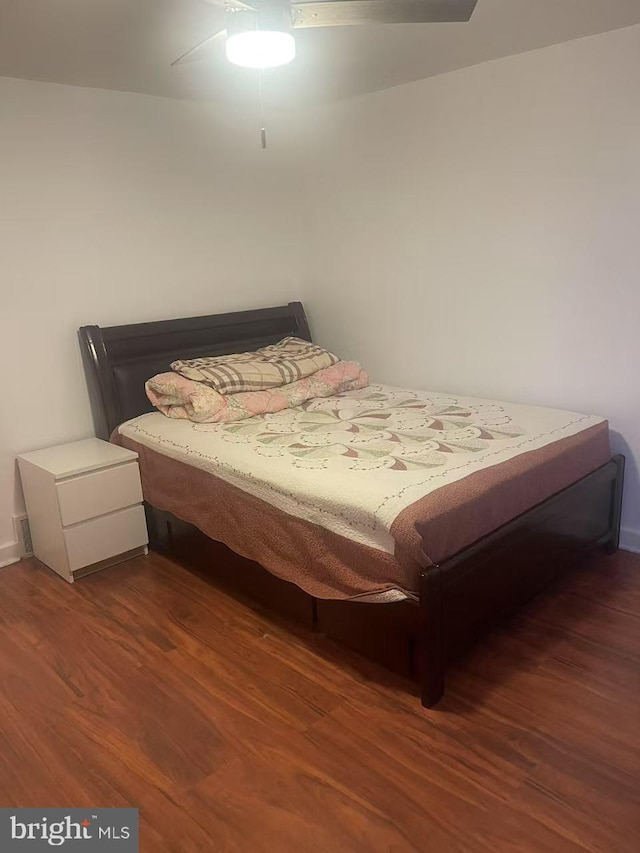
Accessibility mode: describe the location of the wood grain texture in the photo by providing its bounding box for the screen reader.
[0,550,638,851]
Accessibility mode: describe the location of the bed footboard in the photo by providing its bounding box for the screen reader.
[418,454,625,708]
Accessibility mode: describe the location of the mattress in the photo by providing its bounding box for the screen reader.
[116,384,610,602]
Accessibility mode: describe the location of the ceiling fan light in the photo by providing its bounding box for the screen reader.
[226,30,295,69]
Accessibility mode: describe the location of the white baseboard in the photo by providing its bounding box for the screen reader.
[0,539,21,568]
[620,527,640,555]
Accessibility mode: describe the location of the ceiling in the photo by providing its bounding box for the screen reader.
[0,0,639,108]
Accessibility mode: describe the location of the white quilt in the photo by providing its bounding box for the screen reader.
[119,384,605,555]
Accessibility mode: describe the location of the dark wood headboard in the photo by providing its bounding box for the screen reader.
[78,301,311,440]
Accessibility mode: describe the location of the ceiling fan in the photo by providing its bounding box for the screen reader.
[172,0,479,70]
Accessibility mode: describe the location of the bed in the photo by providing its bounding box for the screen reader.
[79,302,625,707]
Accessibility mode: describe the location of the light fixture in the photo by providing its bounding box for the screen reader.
[224,6,295,69]
[226,30,295,68]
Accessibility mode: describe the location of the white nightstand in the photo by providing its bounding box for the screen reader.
[18,438,148,582]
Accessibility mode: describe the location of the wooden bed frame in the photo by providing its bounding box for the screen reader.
[78,301,625,707]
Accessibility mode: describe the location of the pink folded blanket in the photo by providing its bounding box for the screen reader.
[146,361,369,424]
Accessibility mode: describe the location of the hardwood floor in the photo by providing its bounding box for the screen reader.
[0,549,638,852]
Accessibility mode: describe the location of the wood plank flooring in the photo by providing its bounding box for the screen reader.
[0,549,638,852]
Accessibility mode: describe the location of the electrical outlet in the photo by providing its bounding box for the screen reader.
[13,515,33,558]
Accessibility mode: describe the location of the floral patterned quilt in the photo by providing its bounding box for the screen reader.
[119,385,606,558]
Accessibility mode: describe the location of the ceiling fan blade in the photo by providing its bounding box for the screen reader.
[171,28,227,66]
[292,0,477,29]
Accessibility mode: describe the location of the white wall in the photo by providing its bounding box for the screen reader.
[0,76,307,561]
[2,24,639,561]
[298,24,640,550]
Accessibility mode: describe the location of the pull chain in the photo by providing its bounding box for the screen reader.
[258,69,267,149]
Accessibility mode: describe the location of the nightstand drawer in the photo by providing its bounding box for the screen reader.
[64,505,148,572]
[57,462,143,526]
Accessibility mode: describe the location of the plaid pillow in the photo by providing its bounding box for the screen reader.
[171,337,339,395]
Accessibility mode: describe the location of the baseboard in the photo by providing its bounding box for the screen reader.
[620,527,640,555]
[0,539,21,568]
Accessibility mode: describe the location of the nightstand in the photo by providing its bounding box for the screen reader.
[18,438,148,582]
